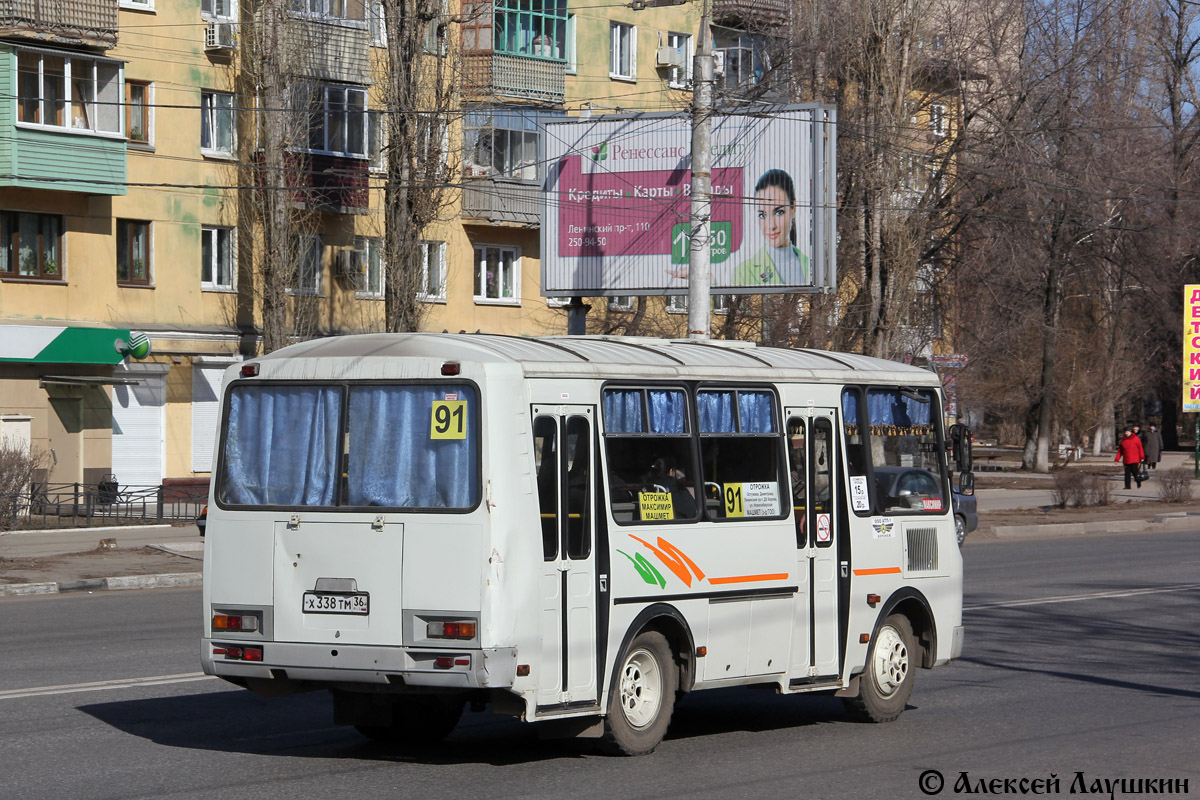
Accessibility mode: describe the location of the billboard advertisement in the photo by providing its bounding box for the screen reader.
[1184,285,1200,413]
[540,106,837,297]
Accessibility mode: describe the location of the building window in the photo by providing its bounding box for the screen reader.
[564,14,577,73]
[202,0,236,19]
[464,107,540,179]
[368,0,387,45]
[665,294,732,314]
[290,0,366,22]
[126,81,152,146]
[610,22,636,80]
[474,245,518,302]
[1,212,63,280]
[16,49,122,135]
[424,0,447,53]
[200,91,235,156]
[117,220,151,286]
[420,241,447,301]
[494,0,567,61]
[930,103,947,138]
[307,85,368,157]
[120,0,154,11]
[714,27,768,89]
[608,296,635,312]
[296,236,323,294]
[355,237,384,297]
[665,32,691,88]
[201,226,234,290]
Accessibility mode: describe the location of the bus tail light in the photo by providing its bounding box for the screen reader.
[427,620,477,639]
[215,645,264,662]
[213,613,260,633]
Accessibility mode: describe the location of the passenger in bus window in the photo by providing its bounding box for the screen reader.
[645,455,697,519]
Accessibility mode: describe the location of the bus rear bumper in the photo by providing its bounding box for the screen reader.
[202,639,517,690]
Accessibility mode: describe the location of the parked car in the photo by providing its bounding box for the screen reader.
[197,505,207,537]
[873,467,977,547]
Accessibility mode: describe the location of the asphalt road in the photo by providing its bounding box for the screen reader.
[1,531,1198,800]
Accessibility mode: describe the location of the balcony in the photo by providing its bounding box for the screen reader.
[711,0,789,29]
[292,153,370,214]
[463,53,565,105]
[285,17,370,85]
[0,0,119,50]
[461,177,540,226]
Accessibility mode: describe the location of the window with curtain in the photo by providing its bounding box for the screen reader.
[696,388,784,520]
[218,383,480,510]
[864,387,946,515]
[602,387,697,524]
[200,90,234,155]
[1,211,62,279]
[219,385,344,506]
[345,385,478,509]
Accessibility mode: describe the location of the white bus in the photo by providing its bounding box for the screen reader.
[202,334,967,755]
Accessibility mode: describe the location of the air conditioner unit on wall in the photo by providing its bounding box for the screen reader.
[335,248,366,278]
[205,22,236,51]
[656,46,684,68]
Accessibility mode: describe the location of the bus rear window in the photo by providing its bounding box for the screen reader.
[219,385,343,506]
[218,383,479,511]
[345,385,478,509]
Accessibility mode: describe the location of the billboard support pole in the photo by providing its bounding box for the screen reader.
[566,296,591,335]
[687,0,713,340]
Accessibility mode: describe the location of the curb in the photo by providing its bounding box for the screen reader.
[0,572,201,597]
[993,513,1200,539]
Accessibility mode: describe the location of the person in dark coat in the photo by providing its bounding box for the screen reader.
[1114,428,1146,489]
[1143,424,1164,469]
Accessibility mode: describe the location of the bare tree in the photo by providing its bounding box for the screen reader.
[380,0,457,332]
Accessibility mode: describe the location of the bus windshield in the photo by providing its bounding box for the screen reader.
[218,382,479,510]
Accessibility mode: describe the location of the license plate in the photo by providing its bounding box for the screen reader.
[302,591,370,615]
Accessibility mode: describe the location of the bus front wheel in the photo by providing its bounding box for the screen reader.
[843,614,915,723]
[601,631,677,755]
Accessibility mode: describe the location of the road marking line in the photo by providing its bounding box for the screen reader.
[0,672,214,701]
[965,583,1200,611]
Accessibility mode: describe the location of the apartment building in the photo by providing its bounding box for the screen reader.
[0,0,807,490]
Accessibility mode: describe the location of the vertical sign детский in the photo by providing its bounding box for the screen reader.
[1185,285,1200,413]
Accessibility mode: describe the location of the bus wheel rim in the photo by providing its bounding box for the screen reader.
[619,647,661,729]
[872,626,908,697]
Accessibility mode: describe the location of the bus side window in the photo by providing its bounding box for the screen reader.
[787,418,806,546]
[565,416,591,559]
[533,416,558,560]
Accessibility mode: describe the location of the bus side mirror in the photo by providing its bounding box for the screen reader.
[948,423,972,473]
[958,471,974,496]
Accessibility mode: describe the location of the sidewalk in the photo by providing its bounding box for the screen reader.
[2,452,1199,596]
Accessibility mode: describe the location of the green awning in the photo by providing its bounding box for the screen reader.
[0,325,132,365]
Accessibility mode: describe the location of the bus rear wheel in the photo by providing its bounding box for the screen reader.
[843,614,915,723]
[354,695,463,744]
[601,631,677,755]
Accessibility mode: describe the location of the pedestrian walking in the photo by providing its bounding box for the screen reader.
[1115,427,1146,489]
[1143,423,1163,470]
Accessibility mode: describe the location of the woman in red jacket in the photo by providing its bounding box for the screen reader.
[1114,428,1146,489]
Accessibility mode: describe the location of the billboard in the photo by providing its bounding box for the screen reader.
[1184,285,1200,412]
[540,106,837,297]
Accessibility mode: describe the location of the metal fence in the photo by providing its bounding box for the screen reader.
[1,481,207,531]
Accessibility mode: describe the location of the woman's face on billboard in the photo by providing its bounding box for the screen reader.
[755,184,793,248]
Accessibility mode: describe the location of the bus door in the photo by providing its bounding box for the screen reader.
[531,406,598,709]
[785,408,841,680]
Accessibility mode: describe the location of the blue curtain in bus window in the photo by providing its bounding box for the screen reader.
[648,389,686,433]
[866,389,931,426]
[696,391,735,433]
[603,389,644,433]
[737,391,775,433]
[222,386,341,506]
[346,385,478,508]
[843,390,859,427]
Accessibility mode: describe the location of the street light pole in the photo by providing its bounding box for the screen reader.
[686,0,713,340]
